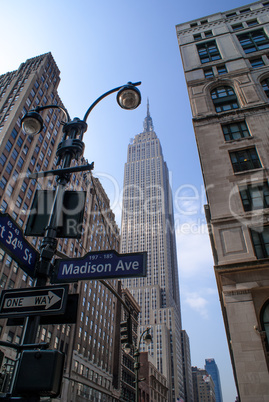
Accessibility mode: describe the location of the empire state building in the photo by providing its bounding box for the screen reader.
[120,102,185,401]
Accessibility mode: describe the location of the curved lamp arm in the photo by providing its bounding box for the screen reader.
[83,81,141,122]
[34,104,71,122]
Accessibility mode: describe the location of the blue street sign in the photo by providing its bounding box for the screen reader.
[0,212,39,277]
[53,250,147,283]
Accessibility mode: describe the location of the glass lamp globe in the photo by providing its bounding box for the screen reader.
[117,85,141,110]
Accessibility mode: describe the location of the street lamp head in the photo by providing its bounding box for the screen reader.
[117,83,141,110]
[144,331,152,346]
[21,111,44,135]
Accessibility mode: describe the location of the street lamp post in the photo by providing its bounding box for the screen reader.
[134,327,152,402]
[20,81,141,346]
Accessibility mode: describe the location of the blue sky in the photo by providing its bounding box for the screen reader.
[1,0,256,400]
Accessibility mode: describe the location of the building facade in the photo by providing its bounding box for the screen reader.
[0,53,131,401]
[192,367,216,402]
[176,1,269,401]
[181,330,194,402]
[120,102,187,401]
[205,359,223,402]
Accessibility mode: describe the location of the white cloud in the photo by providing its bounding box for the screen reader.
[184,292,209,319]
[176,222,214,278]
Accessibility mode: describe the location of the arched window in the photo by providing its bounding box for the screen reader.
[261,301,269,350]
[261,78,269,98]
[211,86,239,112]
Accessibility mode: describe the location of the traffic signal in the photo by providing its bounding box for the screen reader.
[120,315,132,346]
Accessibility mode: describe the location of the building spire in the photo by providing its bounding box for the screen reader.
[143,98,154,133]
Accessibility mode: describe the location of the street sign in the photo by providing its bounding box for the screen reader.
[0,212,39,277]
[0,285,69,318]
[53,250,147,283]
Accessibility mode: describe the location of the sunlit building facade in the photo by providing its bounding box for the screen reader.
[176,1,269,400]
[120,103,186,401]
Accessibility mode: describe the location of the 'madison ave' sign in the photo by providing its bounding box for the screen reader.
[53,250,147,283]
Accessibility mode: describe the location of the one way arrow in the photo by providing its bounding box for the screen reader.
[3,291,61,310]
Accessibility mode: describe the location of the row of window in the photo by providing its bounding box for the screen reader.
[204,55,269,78]
[197,29,269,65]
[189,3,269,29]
[209,81,269,113]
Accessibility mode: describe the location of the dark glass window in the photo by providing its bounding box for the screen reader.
[0,177,7,190]
[261,78,269,97]
[5,162,13,174]
[222,121,250,141]
[197,40,221,63]
[17,157,24,168]
[194,33,202,41]
[240,8,251,13]
[217,65,227,75]
[250,226,269,258]
[211,86,239,112]
[229,148,262,172]
[11,128,18,139]
[247,19,258,27]
[232,23,243,31]
[17,136,23,147]
[240,182,269,211]
[204,30,213,38]
[204,68,214,78]
[237,29,269,54]
[5,140,12,152]
[11,149,18,160]
[0,154,7,166]
[250,57,265,68]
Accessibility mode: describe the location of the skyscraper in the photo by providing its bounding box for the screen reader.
[205,359,223,402]
[0,53,134,401]
[120,102,185,401]
[176,1,269,400]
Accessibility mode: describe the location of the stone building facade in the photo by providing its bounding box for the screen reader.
[176,1,269,401]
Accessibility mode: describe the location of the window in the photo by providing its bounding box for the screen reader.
[240,8,251,13]
[261,78,269,97]
[211,86,239,112]
[217,65,227,75]
[229,147,262,172]
[190,22,198,27]
[0,178,7,191]
[194,33,202,41]
[197,40,221,63]
[201,19,208,25]
[204,68,214,78]
[240,182,269,211]
[0,154,6,166]
[247,19,258,27]
[237,29,269,54]
[250,57,265,68]
[232,23,243,31]
[222,121,251,141]
[250,226,269,258]
[204,30,213,38]
[5,162,13,174]
[5,140,12,152]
